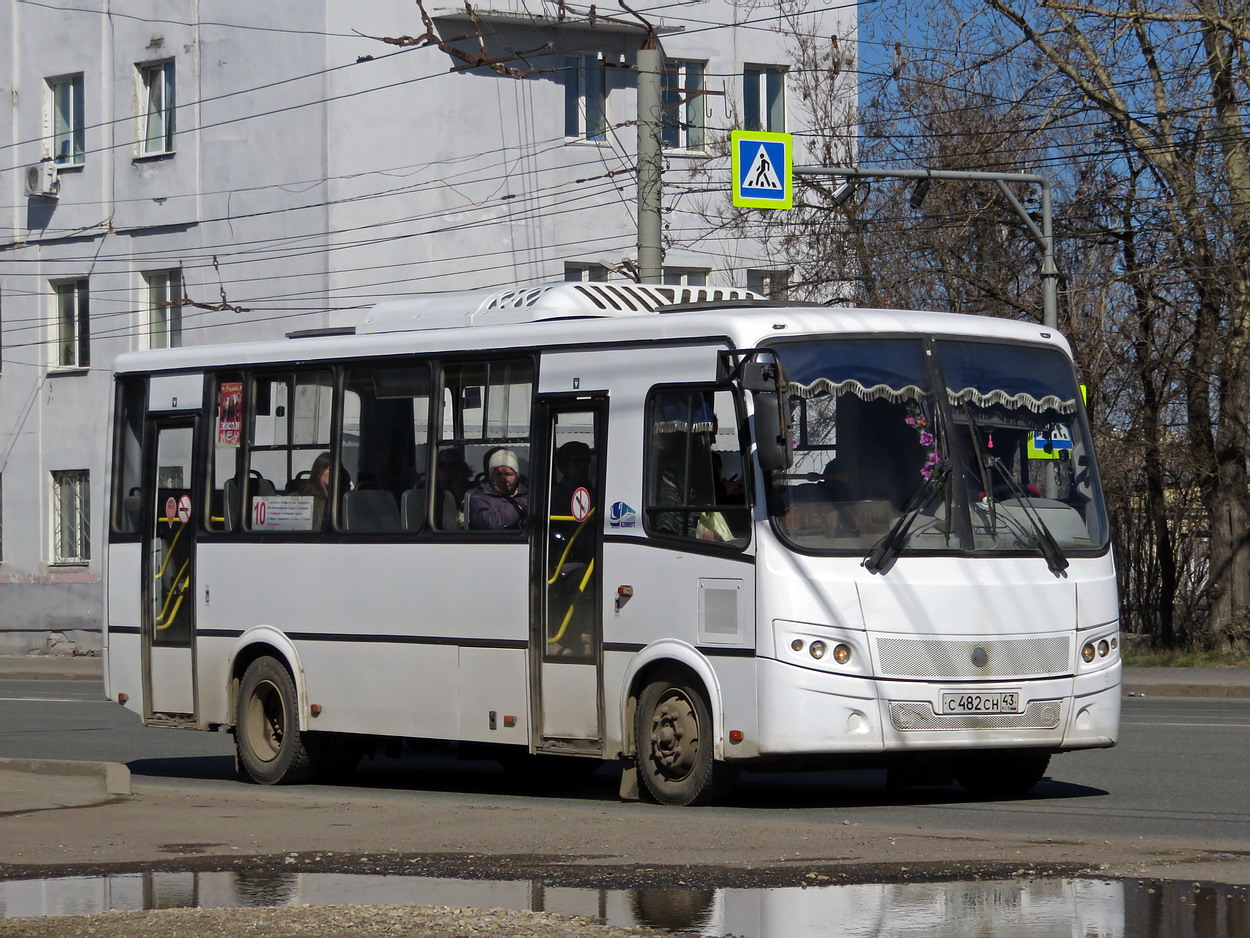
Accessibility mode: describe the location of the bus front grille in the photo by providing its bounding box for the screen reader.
[889,699,1063,731]
[875,636,1071,680]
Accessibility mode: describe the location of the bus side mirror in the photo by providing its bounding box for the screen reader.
[741,362,793,472]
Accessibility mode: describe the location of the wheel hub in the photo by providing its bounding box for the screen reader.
[651,693,698,779]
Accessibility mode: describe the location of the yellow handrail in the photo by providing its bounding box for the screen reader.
[546,507,596,586]
[548,558,595,644]
[152,523,186,581]
[154,559,191,630]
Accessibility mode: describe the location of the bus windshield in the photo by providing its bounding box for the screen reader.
[767,337,1109,559]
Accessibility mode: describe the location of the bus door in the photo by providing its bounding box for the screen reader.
[141,418,198,723]
[532,398,606,753]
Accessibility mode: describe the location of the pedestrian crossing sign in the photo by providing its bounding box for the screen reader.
[731,130,793,209]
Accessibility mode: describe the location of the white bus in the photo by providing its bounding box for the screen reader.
[105,282,1120,805]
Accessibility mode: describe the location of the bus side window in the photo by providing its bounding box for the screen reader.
[111,377,146,535]
[434,359,533,532]
[207,373,244,531]
[644,387,749,546]
[245,370,335,533]
[340,362,431,534]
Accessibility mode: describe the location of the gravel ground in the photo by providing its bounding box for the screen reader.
[0,905,688,938]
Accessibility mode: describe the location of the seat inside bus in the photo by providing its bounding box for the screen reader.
[223,472,277,531]
[342,489,401,532]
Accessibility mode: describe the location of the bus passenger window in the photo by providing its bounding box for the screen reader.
[644,387,749,546]
[340,362,431,534]
[435,359,533,532]
[208,374,244,531]
[111,377,146,535]
[245,370,334,532]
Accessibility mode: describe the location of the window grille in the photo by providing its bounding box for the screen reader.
[52,470,90,564]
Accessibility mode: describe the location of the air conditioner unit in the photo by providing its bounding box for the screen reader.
[24,162,60,199]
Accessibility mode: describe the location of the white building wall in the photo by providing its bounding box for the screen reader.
[0,0,854,653]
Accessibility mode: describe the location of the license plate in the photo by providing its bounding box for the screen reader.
[941,690,1022,715]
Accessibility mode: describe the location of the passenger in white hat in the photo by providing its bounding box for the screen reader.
[468,448,528,529]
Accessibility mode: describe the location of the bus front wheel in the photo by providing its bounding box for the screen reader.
[635,674,737,806]
[235,656,316,785]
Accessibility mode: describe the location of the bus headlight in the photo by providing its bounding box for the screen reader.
[833,643,852,665]
[1081,642,1096,663]
[1097,640,1110,658]
[809,641,827,660]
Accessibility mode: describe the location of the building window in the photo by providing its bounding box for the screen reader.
[743,65,786,132]
[663,267,709,287]
[564,55,608,141]
[662,60,705,151]
[49,75,85,166]
[144,269,183,349]
[564,263,609,282]
[52,470,90,564]
[746,269,790,299]
[54,279,90,368]
[139,61,175,156]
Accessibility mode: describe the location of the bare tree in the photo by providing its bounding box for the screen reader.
[962,0,1250,652]
[729,0,1250,650]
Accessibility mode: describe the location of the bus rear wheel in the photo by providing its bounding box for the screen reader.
[635,674,736,806]
[235,656,315,785]
[954,752,1050,798]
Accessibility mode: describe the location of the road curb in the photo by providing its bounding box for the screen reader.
[0,757,132,796]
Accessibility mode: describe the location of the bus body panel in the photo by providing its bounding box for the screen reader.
[103,543,142,706]
[753,537,1120,756]
[196,541,530,741]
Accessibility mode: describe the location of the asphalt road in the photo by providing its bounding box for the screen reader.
[2,680,1248,847]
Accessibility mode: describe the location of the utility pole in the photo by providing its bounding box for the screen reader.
[636,42,664,284]
[793,166,1059,329]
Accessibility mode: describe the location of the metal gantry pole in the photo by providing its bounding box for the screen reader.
[793,165,1059,329]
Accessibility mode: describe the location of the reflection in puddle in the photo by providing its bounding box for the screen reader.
[1,872,1247,936]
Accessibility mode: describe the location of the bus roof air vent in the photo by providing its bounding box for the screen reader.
[356,283,763,334]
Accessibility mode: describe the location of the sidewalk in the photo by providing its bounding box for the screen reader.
[1,654,1248,697]
[0,654,102,681]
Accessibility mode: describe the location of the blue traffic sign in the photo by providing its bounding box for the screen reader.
[731,130,793,209]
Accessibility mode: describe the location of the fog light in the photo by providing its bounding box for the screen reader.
[833,643,852,665]
[1097,640,1110,658]
[1081,642,1096,663]
[791,639,805,653]
[810,641,827,660]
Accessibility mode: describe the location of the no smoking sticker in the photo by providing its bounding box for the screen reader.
[571,487,592,522]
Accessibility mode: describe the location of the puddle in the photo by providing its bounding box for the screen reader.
[1,872,1248,936]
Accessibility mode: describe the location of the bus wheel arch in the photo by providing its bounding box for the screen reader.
[623,653,737,806]
[234,654,320,784]
[228,630,307,729]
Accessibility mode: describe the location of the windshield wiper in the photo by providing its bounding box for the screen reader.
[986,453,1069,574]
[863,464,950,573]
[956,402,1067,574]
